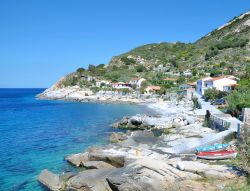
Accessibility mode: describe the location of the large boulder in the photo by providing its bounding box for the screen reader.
[66,169,116,191]
[107,158,201,191]
[65,152,89,167]
[82,161,116,169]
[171,161,237,180]
[89,151,125,167]
[38,169,63,191]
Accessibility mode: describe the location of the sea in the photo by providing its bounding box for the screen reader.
[0,88,150,190]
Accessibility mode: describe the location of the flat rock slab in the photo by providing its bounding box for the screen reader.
[171,161,237,180]
[89,151,125,167]
[38,169,63,191]
[67,169,116,191]
[107,158,201,191]
[82,161,116,169]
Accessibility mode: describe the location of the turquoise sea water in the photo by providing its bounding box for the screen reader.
[0,88,149,191]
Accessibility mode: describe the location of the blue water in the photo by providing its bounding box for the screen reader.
[0,88,149,191]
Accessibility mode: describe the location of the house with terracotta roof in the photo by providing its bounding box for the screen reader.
[129,78,145,89]
[196,76,238,95]
[144,86,161,94]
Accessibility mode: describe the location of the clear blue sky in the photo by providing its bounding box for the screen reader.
[0,0,249,88]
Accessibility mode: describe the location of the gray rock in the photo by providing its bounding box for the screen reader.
[110,132,127,143]
[107,158,201,191]
[82,161,116,169]
[59,172,76,182]
[89,151,125,167]
[65,152,89,167]
[170,161,237,180]
[38,169,63,191]
[66,169,115,191]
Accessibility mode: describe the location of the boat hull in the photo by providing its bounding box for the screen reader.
[197,150,237,160]
[196,144,229,152]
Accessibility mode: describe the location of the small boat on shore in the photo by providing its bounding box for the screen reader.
[197,150,237,160]
[196,143,229,152]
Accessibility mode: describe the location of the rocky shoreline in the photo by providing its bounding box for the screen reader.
[37,95,245,191]
[37,85,177,104]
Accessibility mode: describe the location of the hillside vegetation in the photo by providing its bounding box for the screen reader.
[58,11,250,91]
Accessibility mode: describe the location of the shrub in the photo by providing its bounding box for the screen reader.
[236,124,250,181]
[205,47,218,60]
[135,65,146,72]
[204,88,227,101]
[192,96,201,109]
[226,79,250,117]
[120,57,136,65]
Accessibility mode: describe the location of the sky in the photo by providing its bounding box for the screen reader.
[0,0,249,88]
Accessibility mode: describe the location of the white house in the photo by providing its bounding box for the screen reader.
[129,78,146,89]
[196,77,213,95]
[196,76,238,95]
[96,80,110,88]
[111,82,132,89]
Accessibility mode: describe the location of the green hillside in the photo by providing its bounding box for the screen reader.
[61,10,250,89]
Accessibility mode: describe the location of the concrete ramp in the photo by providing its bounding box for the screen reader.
[163,129,236,154]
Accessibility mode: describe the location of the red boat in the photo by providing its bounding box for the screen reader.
[197,150,237,160]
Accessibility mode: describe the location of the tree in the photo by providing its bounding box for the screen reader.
[88,64,96,73]
[226,79,250,117]
[76,67,85,74]
[204,88,227,101]
[192,68,198,76]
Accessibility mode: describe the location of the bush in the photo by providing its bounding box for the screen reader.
[236,124,250,181]
[192,96,201,109]
[226,79,250,117]
[204,88,227,101]
[120,57,136,65]
[205,47,218,60]
[135,65,146,72]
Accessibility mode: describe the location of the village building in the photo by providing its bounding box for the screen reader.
[95,80,110,88]
[111,82,132,89]
[179,82,196,91]
[196,76,238,95]
[144,86,161,94]
[164,77,177,85]
[129,78,146,89]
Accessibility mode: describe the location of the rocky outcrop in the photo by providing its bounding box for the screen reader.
[106,158,202,191]
[170,160,238,180]
[38,169,63,191]
[66,169,115,191]
[112,114,197,130]
[65,152,89,167]
[82,161,116,169]
[110,132,128,143]
[89,150,125,168]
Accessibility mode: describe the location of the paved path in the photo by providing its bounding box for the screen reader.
[166,93,242,154]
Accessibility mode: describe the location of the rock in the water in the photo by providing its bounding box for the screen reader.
[110,132,127,143]
[38,169,63,191]
[65,153,89,167]
[89,150,125,167]
[67,169,115,191]
[82,161,116,169]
